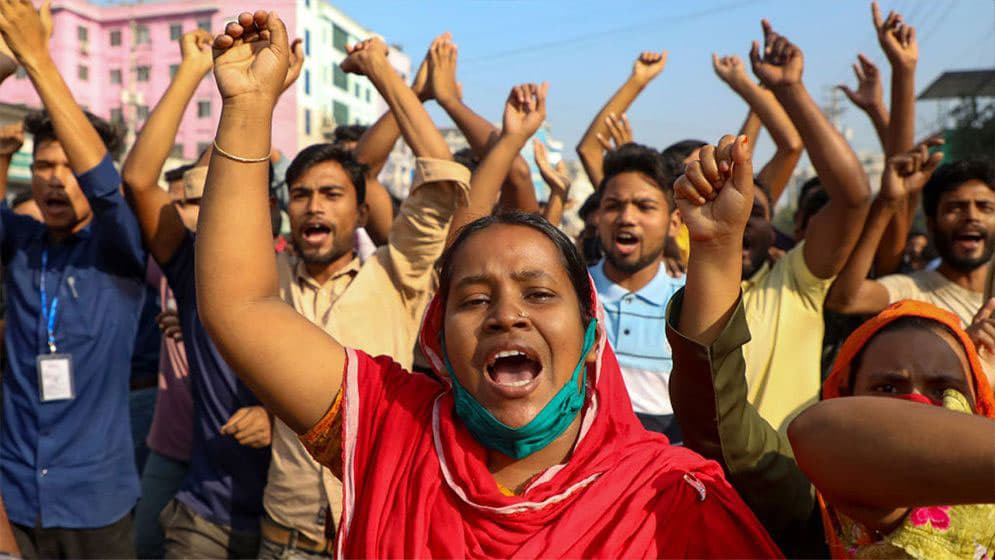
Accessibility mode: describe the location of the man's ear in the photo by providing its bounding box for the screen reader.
[357,202,369,228]
[668,207,683,238]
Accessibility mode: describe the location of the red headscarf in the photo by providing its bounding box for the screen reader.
[818,300,995,558]
[326,277,783,558]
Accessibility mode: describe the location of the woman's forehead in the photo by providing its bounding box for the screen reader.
[859,326,972,385]
[449,225,571,283]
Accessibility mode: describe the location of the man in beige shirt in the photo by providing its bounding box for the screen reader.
[258,39,470,559]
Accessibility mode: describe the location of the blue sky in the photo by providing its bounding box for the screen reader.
[332,0,994,164]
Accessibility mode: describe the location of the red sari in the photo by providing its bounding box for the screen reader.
[302,285,783,558]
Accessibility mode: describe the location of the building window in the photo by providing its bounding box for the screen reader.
[197,18,211,31]
[170,23,182,41]
[135,24,150,45]
[137,66,150,82]
[333,65,347,91]
[170,144,183,158]
[77,25,89,43]
[304,69,310,95]
[304,29,311,57]
[169,64,179,79]
[197,100,211,118]
[136,105,150,120]
[78,65,89,81]
[304,108,312,136]
[365,89,371,102]
[110,29,122,46]
[353,83,360,97]
[305,0,310,7]
[110,69,122,84]
[332,24,348,53]
[333,101,348,127]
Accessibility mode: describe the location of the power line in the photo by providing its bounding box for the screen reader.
[917,0,958,48]
[458,0,764,68]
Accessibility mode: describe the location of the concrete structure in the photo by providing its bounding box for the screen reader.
[0,0,409,167]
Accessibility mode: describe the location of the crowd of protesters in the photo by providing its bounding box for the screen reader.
[0,0,992,558]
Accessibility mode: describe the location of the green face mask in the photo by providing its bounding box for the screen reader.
[442,319,598,460]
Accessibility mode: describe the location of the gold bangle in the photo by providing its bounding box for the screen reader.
[212,140,270,163]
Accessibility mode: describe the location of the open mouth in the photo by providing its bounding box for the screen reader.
[614,231,639,255]
[301,223,331,245]
[486,349,542,389]
[44,194,70,212]
[953,231,984,252]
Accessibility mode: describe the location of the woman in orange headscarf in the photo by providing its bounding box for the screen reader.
[789,300,995,559]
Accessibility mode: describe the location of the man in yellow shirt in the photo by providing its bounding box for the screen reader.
[736,23,871,431]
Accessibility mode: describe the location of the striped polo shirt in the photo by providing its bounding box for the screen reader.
[590,260,685,439]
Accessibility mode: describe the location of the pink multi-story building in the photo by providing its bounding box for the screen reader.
[0,0,410,166]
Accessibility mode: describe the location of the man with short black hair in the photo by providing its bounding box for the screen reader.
[828,158,995,328]
[0,2,147,555]
[589,142,685,440]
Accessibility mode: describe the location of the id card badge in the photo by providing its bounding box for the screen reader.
[37,353,75,402]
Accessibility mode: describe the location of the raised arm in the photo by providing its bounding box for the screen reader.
[534,139,571,227]
[675,134,754,345]
[351,43,436,244]
[197,11,344,435]
[0,0,104,172]
[826,139,943,314]
[838,54,889,150]
[576,51,666,187]
[431,34,538,213]
[450,83,547,240]
[0,122,23,201]
[714,53,802,203]
[873,2,921,275]
[751,20,871,280]
[788,396,995,530]
[121,30,214,263]
[875,1,917,156]
[738,111,762,156]
[344,38,451,162]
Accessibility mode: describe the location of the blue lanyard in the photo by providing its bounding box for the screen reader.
[40,248,60,354]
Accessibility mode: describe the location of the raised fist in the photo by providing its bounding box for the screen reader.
[180,29,214,75]
[879,137,944,202]
[750,20,803,88]
[0,121,24,157]
[340,37,390,76]
[712,53,750,90]
[631,50,667,85]
[502,82,548,141]
[675,135,754,245]
[211,11,290,105]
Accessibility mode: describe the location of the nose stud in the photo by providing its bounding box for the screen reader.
[518,311,529,319]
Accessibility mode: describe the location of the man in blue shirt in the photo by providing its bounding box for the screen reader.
[0,2,147,556]
[589,143,685,442]
[118,29,298,557]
